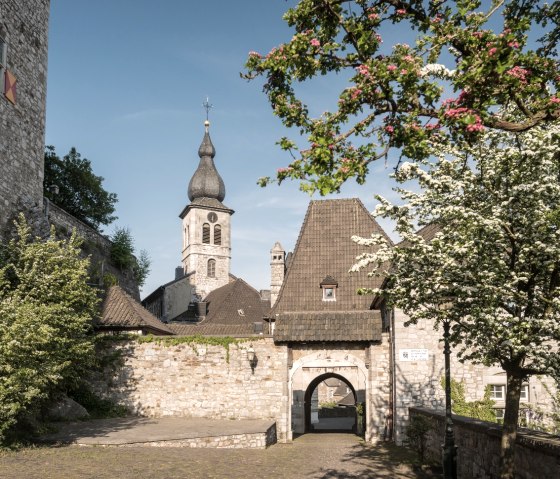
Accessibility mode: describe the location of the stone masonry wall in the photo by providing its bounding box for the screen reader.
[0,0,50,236]
[410,407,560,478]
[93,338,291,441]
[47,201,140,298]
[392,309,556,444]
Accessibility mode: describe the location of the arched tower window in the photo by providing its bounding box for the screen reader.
[214,224,222,245]
[207,259,216,278]
[202,223,210,244]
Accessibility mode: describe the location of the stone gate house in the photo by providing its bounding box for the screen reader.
[97,123,556,445]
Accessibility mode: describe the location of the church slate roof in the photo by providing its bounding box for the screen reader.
[272,198,392,314]
[98,286,173,335]
[168,278,268,337]
[274,311,382,342]
[188,121,226,202]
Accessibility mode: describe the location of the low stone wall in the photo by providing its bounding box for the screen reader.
[92,338,290,441]
[410,407,560,478]
[88,424,276,449]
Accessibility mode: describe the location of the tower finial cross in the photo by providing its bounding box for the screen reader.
[203,97,213,121]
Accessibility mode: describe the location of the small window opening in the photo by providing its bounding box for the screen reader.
[202,223,210,244]
[207,259,216,277]
[214,224,221,245]
[320,275,338,301]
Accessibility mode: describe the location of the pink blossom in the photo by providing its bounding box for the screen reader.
[351,88,362,100]
[387,64,397,71]
[400,69,408,75]
[550,96,560,104]
[472,31,483,38]
[277,167,292,173]
[356,64,370,76]
[375,33,382,43]
[368,13,379,20]
[310,38,321,47]
[248,51,261,57]
[466,122,484,132]
[385,125,394,134]
[403,55,415,62]
[396,9,407,15]
[340,166,350,174]
[488,47,498,56]
[508,41,520,48]
[506,66,529,83]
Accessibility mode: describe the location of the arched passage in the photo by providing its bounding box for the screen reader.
[304,372,358,433]
[288,350,369,440]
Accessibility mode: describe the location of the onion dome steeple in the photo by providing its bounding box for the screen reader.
[188,120,226,202]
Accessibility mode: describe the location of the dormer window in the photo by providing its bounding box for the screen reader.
[320,275,338,301]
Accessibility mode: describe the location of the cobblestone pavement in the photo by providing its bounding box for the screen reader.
[0,433,440,479]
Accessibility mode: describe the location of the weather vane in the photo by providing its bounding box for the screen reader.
[203,97,213,121]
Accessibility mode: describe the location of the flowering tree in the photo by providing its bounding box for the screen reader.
[0,216,98,443]
[351,119,560,478]
[244,0,559,195]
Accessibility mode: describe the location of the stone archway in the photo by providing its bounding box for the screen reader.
[288,350,369,439]
[303,372,357,433]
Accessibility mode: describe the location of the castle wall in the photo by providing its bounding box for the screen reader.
[47,201,140,298]
[0,0,50,236]
[392,308,557,444]
[93,338,291,442]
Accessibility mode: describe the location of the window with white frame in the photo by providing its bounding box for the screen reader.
[490,385,506,400]
[520,384,529,401]
[494,408,505,421]
[320,276,338,301]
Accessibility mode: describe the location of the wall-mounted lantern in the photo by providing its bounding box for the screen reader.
[247,345,257,374]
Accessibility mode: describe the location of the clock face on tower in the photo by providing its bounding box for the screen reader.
[207,212,218,223]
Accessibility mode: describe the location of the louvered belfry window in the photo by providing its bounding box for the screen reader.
[207,259,216,277]
[214,224,221,245]
[202,223,210,244]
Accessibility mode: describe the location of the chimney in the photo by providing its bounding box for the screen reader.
[175,266,184,280]
[270,241,285,307]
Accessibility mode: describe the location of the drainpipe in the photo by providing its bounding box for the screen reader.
[390,307,397,443]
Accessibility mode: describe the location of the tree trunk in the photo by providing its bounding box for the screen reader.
[499,373,522,479]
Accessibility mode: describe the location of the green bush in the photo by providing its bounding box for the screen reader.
[0,215,98,444]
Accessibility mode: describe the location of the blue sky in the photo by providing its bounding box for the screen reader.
[46,0,402,298]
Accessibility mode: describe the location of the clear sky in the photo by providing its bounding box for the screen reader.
[46,0,402,298]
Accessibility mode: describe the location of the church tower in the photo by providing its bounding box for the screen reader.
[179,120,234,300]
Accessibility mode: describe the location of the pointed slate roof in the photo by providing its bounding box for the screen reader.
[188,120,226,202]
[273,198,392,313]
[98,286,173,335]
[272,199,389,343]
[168,278,268,336]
